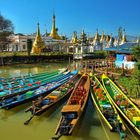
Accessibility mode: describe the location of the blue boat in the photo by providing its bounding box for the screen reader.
[0,71,74,109]
[0,71,65,100]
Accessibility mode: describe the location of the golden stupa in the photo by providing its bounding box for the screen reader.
[121,32,127,44]
[100,31,105,42]
[71,31,78,44]
[31,23,45,54]
[93,29,100,43]
[49,13,61,40]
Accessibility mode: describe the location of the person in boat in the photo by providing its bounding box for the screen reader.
[0,84,4,91]
[105,80,110,85]
[34,96,44,109]
[8,82,13,89]
[19,79,24,86]
[31,101,36,115]
[29,78,34,83]
[118,122,127,139]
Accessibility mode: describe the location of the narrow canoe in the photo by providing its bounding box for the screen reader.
[0,71,60,93]
[55,74,90,135]
[0,71,64,100]
[0,71,72,109]
[90,75,118,131]
[25,70,80,115]
[0,70,60,86]
[102,74,140,136]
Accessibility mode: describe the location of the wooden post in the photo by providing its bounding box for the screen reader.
[106,59,108,75]
[92,60,94,73]
[98,59,100,69]
[122,63,124,75]
[94,60,96,70]
[85,61,87,73]
[68,57,71,70]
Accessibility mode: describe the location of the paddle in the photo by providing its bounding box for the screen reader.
[24,114,35,125]
[24,102,36,125]
[51,134,62,140]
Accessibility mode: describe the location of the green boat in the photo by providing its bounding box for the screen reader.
[90,75,118,131]
[102,74,140,136]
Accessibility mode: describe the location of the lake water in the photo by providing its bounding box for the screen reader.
[0,62,137,140]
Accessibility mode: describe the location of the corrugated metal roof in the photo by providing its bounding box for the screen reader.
[104,42,138,54]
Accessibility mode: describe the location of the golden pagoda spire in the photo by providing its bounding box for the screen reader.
[71,31,78,44]
[31,23,45,54]
[94,29,99,42]
[106,35,110,43]
[49,12,61,40]
[37,22,41,37]
[100,31,105,42]
[122,29,127,44]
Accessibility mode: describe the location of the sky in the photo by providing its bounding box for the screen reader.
[0,0,140,37]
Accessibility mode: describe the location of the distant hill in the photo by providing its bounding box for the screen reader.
[126,35,138,42]
[114,35,138,42]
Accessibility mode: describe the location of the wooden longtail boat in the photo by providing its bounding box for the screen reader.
[0,71,60,93]
[90,75,128,139]
[24,71,80,125]
[0,71,71,109]
[102,74,140,136]
[90,75,118,131]
[0,71,64,100]
[55,74,90,135]
[25,71,80,115]
[0,70,60,85]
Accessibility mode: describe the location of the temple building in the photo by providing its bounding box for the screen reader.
[92,29,101,50]
[42,13,68,53]
[4,17,139,57]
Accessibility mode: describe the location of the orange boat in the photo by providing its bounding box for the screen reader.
[55,74,90,136]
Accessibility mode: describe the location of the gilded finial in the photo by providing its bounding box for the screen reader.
[49,12,61,40]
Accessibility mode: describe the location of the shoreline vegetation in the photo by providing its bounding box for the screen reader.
[0,51,107,66]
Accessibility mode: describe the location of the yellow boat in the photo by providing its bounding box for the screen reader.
[90,75,118,131]
[102,74,140,136]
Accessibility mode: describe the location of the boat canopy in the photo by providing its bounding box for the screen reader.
[61,105,81,113]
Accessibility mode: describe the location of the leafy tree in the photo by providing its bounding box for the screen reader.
[27,38,32,56]
[131,45,140,97]
[132,45,140,61]
[80,30,87,44]
[0,14,14,52]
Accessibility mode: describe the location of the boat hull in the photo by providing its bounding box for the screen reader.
[55,74,90,135]
[102,74,140,136]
